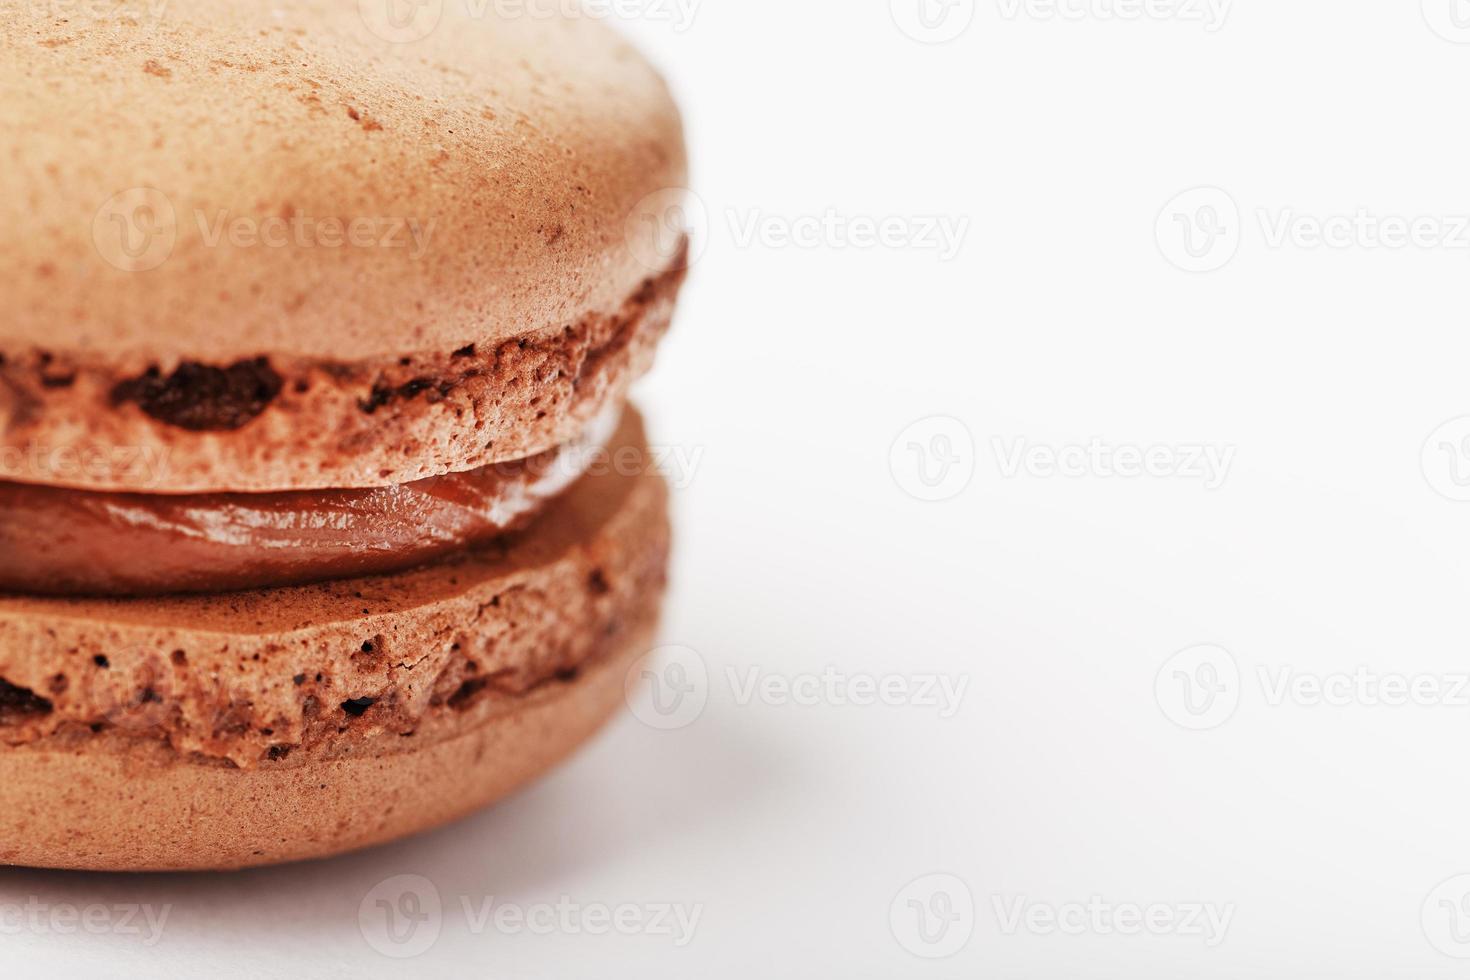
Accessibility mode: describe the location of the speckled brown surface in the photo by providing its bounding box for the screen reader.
[0,410,669,778]
[0,619,655,871]
[0,0,690,491]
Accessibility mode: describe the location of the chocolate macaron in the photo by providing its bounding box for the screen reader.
[0,1,690,870]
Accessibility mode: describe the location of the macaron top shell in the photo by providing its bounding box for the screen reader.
[0,2,690,493]
[1,0,686,362]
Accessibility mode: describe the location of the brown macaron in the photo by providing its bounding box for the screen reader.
[0,1,691,870]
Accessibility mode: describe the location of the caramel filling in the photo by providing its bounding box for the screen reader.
[0,408,620,597]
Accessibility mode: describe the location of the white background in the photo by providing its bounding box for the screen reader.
[10,0,1470,976]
